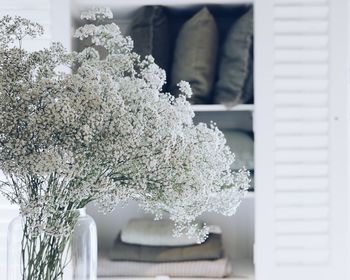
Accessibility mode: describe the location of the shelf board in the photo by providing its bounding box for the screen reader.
[192,104,254,112]
[75,0,253,7]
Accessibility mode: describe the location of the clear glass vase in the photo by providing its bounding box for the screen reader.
[7,208,97,280]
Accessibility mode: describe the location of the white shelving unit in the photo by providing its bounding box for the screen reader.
[72,0,350,279]
[71,1,255,279]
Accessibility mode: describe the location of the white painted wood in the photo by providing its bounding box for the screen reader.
[275,234,329,249]
[274,35,329,48]
[274,192,329,206]
[273,20,329,34]
[274,107,328,121]
[275,163,328,177]
[274,50,329,62]
[274,79,328,91]
[273,6,329,19]
[275,220,329,234]
[275,121,329,134]
[275,206,329,220]
[74,0,253,8]
[254,0,275,279]
[191,104,254,112]
[274,64,328,78]
[275,150,328,163]
[275,135,328,148]
[274,0,327,4]
[274,94,328,107]
[275,249,329,265]
[274,177,329,191]
[255,0,350,279]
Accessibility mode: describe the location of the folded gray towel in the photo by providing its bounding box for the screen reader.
[121,218,203,246]
[109,233,223,262]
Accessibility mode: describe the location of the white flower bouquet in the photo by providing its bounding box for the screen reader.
[0,7,249,280]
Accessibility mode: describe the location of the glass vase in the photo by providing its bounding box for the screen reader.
[7,208,97,280]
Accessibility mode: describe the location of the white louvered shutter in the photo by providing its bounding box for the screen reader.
[255,0,350,279]
[0,0,71,276]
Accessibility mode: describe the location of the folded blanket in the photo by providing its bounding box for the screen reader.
[121,218,203,246]
[99,253,232,278]
[109,233,223,262]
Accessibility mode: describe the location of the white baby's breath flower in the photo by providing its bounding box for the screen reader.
[81,7,113,21]
[178,81,193,98]
[0,8,249,240]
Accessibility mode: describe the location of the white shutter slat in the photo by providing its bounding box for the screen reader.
[275,206,329,220]
[274,20,328,34]
[274,79,328,91]
[274,0,328,4]
[275,121,328,134]
[275,135,328,149]
[275,192,329,206]
[275,249,329,265]
[275,178,328,191]
[274,94,328,107]
[275,150,328,163]
[274,35,328,48]
[274,107,328,121]
[276,235,329,249]
[274,6,328,19]
[276,221,329,234]
[274,64,328,78]
[275,164,328,177]
[275,50,328,62]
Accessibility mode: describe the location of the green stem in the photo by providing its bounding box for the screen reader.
[20,214,78,280]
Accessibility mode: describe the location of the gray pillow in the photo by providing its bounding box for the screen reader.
[170,7,218,104]
[223,130,254,170]
[214,8,254,106]
[129,6,169,72]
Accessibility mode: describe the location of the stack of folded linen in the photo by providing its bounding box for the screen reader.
[98,218,232,278]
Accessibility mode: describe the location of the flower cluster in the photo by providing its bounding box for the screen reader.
[0,8,249,241]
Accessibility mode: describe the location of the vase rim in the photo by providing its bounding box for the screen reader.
[61,207,86,216]
[77,208,86,216]
[17,207,87,219]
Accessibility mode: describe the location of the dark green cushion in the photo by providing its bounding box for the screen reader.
[170,7,218,104]
[214,8,254,105]
[129,6,170,72]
